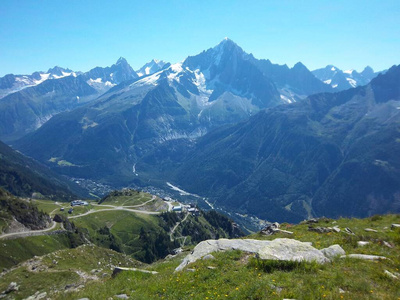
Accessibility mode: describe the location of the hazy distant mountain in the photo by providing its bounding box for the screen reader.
[136,59,167,77]
[312,65,382,91]
[0,67,78,99]
[153,64,400,222]
[248,58,333,102]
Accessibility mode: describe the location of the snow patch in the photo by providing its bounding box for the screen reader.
[346,78,357,87]
[324,79,332,85]
[280,94,293,104]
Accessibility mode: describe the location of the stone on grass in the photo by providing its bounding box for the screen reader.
[320,245,345,259]
[112,267,158,278]
[391,224,400,229]
[175,238,330,271]
[341,254,387,260]
[4,282,18,294]
[364,228,378,233]
[383,241,394,248]
[258,239,329,263]
[357,241,370,247]
[384,270,399,279]
[344,228,354,235]
[115,294,129,299]
[202,254,215,260]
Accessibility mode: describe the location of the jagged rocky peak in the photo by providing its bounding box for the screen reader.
[361,65,375,77]
[136,59,167,77]
[116,57,129,66]
[212,37,245,57]
[292,61,309,72]
[47,66,73,76]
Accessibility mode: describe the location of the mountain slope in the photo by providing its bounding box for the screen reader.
[248,58,333,101]
[0,140,87,200]
[159,65,400,222]
[0,76,98,142]
[0,67,77,99]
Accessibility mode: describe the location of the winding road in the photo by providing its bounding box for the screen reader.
[0,196,165,240]
[0,206,61,240]
[169,212,189,241]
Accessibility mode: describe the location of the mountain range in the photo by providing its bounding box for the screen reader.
[1,38,397,222]
[312,65,382,91]
[147,65,400,222]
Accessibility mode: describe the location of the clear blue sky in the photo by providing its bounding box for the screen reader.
[0,0,399,76]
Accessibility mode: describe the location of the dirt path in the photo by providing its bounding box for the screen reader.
[0,197,162,239]
[68,206,161,219]
[169,212,189,241]
[0,205,62,240]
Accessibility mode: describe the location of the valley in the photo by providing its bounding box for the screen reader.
[1,3,400,297]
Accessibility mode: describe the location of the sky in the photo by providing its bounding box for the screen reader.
[0,0,399,76]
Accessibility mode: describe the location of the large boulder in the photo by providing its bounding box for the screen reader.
[258,239,329,263]
[175,238,331,271]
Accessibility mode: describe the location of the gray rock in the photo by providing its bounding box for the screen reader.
[186,268,196,272]
[24,291,47,300]
[112,267,158,277]
[307,218,319,224]
[341,254,387,260]
[383,241,394,248]
[207,266,217,269]
[332,226,341,233]
[275,229,294,235]
[357,241,370,247]
[384,270,398,279]
[77,298,90,300]
[391,224,400,229]
[258,239,329,263]
[344,227,354,235]
[202,254,215,260]
[364,228,378,233]
[321,245,345,259]
[261,223,280,235]
[4,282,18,294]
[175,238,330,271]
[308,226,332,233]
[115,294,129,299]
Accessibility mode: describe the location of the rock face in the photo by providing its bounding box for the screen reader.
[175,238,331,271]
[257,239,329,263]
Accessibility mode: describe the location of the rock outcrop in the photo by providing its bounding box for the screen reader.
[175,238,335,271]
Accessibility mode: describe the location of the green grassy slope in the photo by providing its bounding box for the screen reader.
[62,214,399,299]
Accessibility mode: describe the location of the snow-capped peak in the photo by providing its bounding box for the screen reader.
[136,59,167,77]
